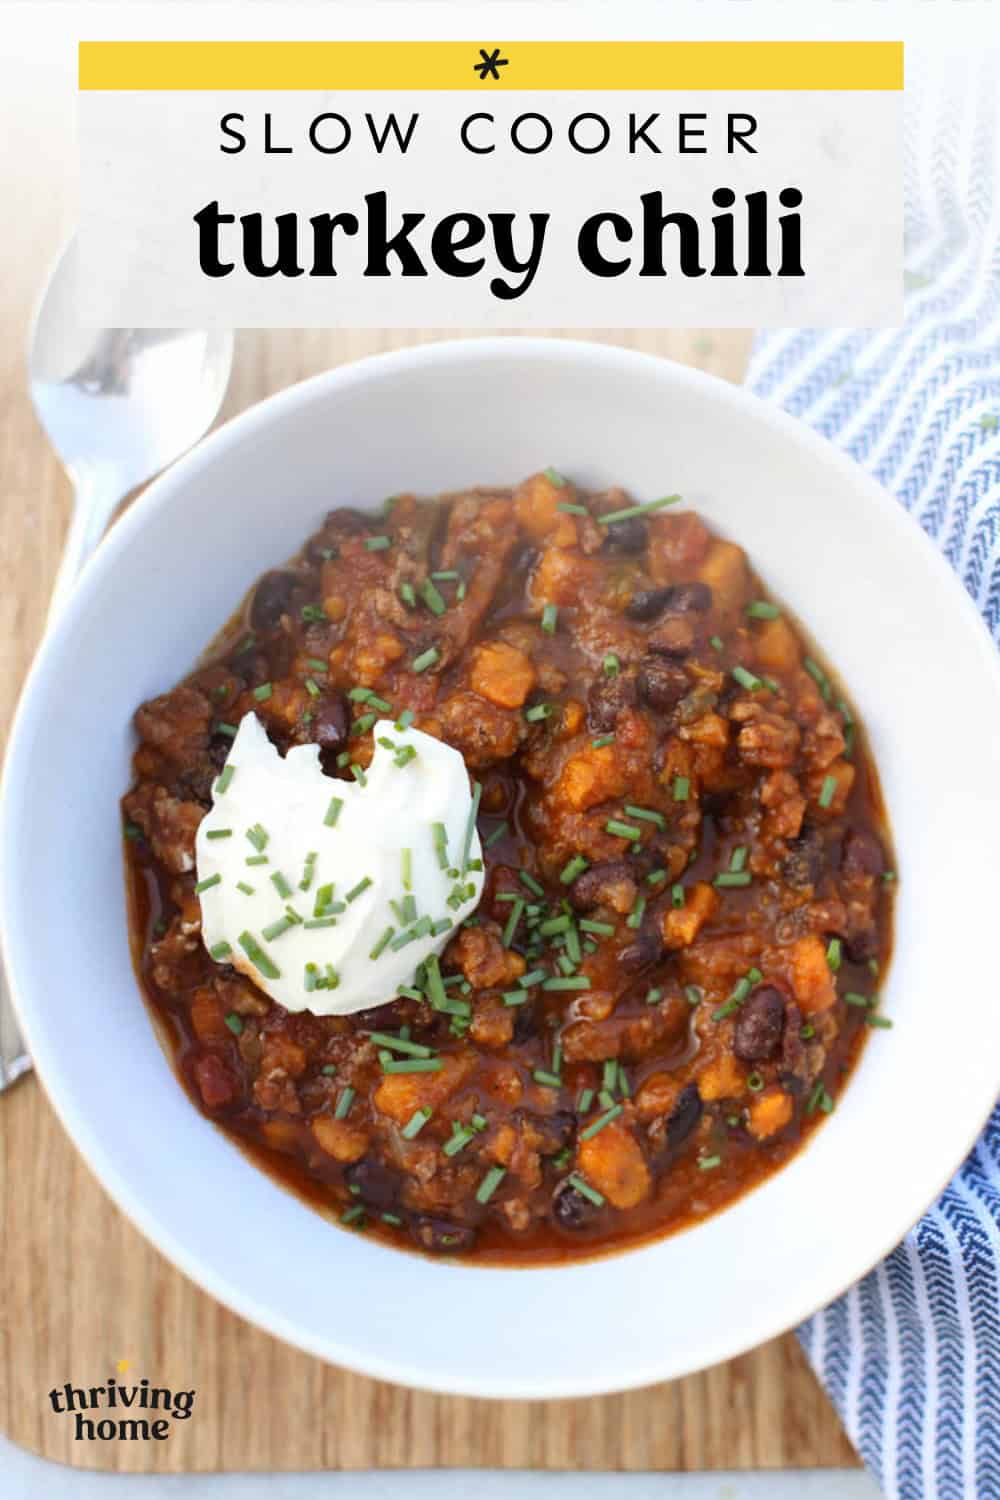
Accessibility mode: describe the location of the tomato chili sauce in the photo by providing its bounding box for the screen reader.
[123,472,895,1264]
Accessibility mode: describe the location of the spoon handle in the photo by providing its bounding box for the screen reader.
[1,472,124,1088]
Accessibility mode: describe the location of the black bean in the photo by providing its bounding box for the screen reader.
[345,1158,401,1213]
[602,515,648,554]
[411,1217,477,1255]
[354,999,406,1030]
[666,1083,703,1149]
[637,659,688,711]
[733,986,786,1063]
[625,582,712,622]
[841,828,885,879]
[625,586,677,622]
[512,1006,540,1045]
[618,910,664,973]
[250,571,300,633]
[844,926,879,964]
[552,1180,601,1231]
[308,691,349,752]
[568,859,634,912]
[587,675,635,733]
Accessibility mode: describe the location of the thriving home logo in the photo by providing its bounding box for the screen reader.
[48,1367,196,1442]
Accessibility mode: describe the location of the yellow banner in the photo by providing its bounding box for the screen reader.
[79,40,904,92]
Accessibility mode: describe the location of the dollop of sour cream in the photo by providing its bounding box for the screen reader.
[195,714,484,1016]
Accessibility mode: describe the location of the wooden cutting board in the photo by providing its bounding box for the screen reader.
[0,312,860,1473]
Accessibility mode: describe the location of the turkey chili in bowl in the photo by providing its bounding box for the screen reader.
[122,469,895,1264]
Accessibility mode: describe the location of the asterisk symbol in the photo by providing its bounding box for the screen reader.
[474,47,508,82]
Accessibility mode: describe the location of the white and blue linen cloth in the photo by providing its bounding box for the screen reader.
[746,50,1000,1500]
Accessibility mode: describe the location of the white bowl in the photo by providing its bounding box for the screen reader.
[4,338,1000,1399]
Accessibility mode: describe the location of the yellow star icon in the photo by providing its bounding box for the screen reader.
[116,1358,130,1374]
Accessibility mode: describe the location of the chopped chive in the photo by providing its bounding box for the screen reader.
[306,657,328,673]
[672,883,685,908]
[412,646,440,674]
[579,918,615,938]
[542,976,590,991]
[195,874,221,894]
[216,764,236,795]
[341,1205,366,1227]
[541,604,559,635]
[393,744,417,769]
[729,846,748,873]
[303,917,338,930]
[577,1088,595,1112]
[349,686,373,703]
[431,570,460,581]
[299,852,318,891]
[804,657,832,701]
[598,494,681,526]
[606,819,641,841]
[624,804,665,830]
[519,871,545,897]
[215,722,239,739]
[209,941,232,961]
[443,1126,475,1157]
[539,914,571,937]
[364,535,391,551]
[237,930,280,980]
[819,775,837,809]
[352,712,377,736]
[502,897,525,949]
[566,1173,605,1207]
[484,821,508,849]
[602,653,620,678]
[476,1165,506,1204]
[698,1154,722,1171]
[503,990,528,1006]
[252,682,273,702]
[402,1107,433,1139]
[672,776,690,802]
[747,601,781,620]
[432,822,450,870]
[346,876,372,903]
[236,881,255,896]
[844,992,871,1008]
[646,986,663,1005]
[369,927,395,960]
[461,781,482,876]
[301,604,327,623]
[591,734,615,749]
[305,678,322,698]
[747,1071,765,1092]
[866,1014,894,1029]
[381,1058,443,1075]
[709,635,724,652]
[246,823,269,853]
[245,855,268,866]
[270,871,292,899]
[826,938,842,972]
[520,968,547,987]
[262,916,294,942]
[525,702,553,723]
[401,847,412,892]
[420,577,447,616]
[350,764,367,786]
[579,1103,624,1141]
[368,694,393,713]
[543,466,567,488]
[222,1012,243,1038]
[626,895,647,930]
[557,501,587,515]
[532,1070,563,1089]
[647,869,667,886]
[713,974,754,1021]
[733,665,763,692]
[714,871,752,888]
[206,828,233,841]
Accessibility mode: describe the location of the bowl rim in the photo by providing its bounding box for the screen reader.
[4,334,1000,1398]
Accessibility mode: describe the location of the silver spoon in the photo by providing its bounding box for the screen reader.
[1,238,234,1088]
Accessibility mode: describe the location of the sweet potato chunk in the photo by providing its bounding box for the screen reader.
[747,1089,795,1140]
[577,1119,651,1209]
[787,935,837,1014]
[696,540,749,616]
[753,616,801,676]
[661,882,719,949]
[514,471,578,547]
[697,1050,744,1102]
[312,1116,369,1162]
[470,641,537,709]
[374,1053,473,1125]
[555,745,625,812]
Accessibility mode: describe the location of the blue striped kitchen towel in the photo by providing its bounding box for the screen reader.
[746,48,1000,1500]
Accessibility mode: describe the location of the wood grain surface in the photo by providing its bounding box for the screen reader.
[0,167,859,1472]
